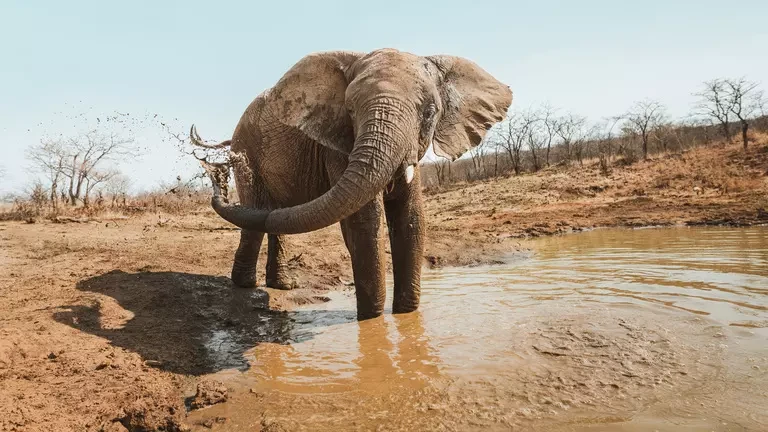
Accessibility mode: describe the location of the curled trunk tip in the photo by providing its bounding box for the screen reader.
[189,125,231,149]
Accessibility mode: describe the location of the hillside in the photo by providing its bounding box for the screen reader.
[421,135,768,266]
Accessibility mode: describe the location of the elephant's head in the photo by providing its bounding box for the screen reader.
[198,49,512,234]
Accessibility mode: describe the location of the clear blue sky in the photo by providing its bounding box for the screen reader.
[2,0,767,195]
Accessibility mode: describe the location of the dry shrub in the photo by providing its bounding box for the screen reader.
[1,184,216,222]
[0,199,38,221]
[131,191,211,215]
[599,154,612,176]
[644,141,765,194]
[615,146,639,166]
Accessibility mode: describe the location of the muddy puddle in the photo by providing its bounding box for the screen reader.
[187,227,768,431]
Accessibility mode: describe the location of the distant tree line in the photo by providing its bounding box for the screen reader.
[3,76,765,219]
[25,129,136,210]
[422,77,766,188]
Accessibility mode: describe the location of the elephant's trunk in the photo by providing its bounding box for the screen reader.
[207,100,409,234]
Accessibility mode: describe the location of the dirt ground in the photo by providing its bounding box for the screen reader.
[1,140,767,431]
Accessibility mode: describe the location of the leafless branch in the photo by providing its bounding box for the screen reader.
[623,100,667,159]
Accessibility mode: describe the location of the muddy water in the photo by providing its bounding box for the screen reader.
[188,227,768,431]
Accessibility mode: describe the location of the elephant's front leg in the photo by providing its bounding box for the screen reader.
[266,234,294,290]
[231,229,265,288]
[340,194,388,320]
[384,169,425,314]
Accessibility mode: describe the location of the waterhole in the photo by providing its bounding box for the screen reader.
[189,227,768,431]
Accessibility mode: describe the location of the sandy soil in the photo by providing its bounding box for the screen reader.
[1,141,766,431]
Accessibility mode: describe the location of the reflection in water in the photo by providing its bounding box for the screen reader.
[192,227,768,431]
[243,312,440,394]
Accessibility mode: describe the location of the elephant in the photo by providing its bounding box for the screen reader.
[191,48,512,320]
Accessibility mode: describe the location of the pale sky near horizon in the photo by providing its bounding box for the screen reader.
[2,0,767,195]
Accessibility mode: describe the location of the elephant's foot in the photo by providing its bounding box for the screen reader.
[231,267,257,288]
[392,291,420,314]
[266,273,296,290]
[357,310,384,321]
[392,303,419,315]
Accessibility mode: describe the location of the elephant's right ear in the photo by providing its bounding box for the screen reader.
[266,51,363,155]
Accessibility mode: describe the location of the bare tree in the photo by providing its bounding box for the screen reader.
[525,119,545,171]
[725,77,765,150]
[754,97,768,132]
[482,124,507,177]
[554,113,587,162]
[654,121,678,153]
[27,138,67,211]
[571,124,596,166]
[467,143,486,181]
[593,117,622,175]
[26,129,136,208]
[489,138,502,177]
[540,104,558,167]
[83,169,118,207]
[104,173,132,207]
[694,79,736,142]
[24,180,49,217]
[496,110,538,175]
[624,100,666,160]
[434,158,451,187]
[63,130,135,206]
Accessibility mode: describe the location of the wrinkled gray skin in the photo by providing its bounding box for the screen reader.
[193,49,512,320]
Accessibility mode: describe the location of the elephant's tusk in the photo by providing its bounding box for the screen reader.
[405,165,415,184]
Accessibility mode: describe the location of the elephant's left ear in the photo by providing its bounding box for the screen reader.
[266,51,363,154]
[427,56,513,161]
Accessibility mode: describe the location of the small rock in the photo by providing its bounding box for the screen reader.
[261,420,289,432]
[101,421,129,432]
[189,380,228,410]
[200,416,228,428]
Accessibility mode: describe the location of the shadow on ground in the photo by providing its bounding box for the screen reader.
[53,270,356,375]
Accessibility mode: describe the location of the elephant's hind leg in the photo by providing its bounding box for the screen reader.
[340,194,388,320]
[266,234,295,290]
[231,229,265,288]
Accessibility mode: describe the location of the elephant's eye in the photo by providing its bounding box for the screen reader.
[424,103,437,120]
[420,103,439,143]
